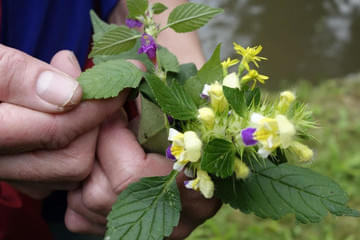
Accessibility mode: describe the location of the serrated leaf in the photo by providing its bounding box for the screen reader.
[139,81,156,103]
[105,171,181,240]
[183,76,204,106]
[93,39,155,72]
[90,10,118,41]
[137,95,169,154]
[223,86,247,116]
[201,139,236,178]
[144,73,198,120]
[198,44,223,85]
[152,2,168,14]
[90,26,141,57]
[215,159,360,223]
[167,2,223,33]
[77,59,143,99]
[168,63,197,85]
[157,47,179,73]
[126,0,148,17]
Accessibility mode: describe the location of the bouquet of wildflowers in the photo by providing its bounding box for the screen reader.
[77,0,359,239]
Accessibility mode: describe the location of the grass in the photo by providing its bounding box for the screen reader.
[187,75,360,240]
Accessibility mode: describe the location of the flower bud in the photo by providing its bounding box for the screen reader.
[223,72,240,89]
[234,158,250,179]
[208,81,228,113]
[277,91,296,114]
[290,141,314,162]
[198,107,215,129]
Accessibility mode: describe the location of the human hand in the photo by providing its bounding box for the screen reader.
[65,110,222,239]
[0,45,128,199]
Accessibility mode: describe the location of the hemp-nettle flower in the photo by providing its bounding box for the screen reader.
[234,158,250,179]
[277,91,296,114]
[167,115,174,125]
[198,107,215,129]
[125,18,143,28]
[233,43,267,70]
[223,72,240,89]
[221,57,239,75]
[290,141,314,162]
[208,81,228,113]
[241,69,269,89]
[200,84,211,99]
[251,113,296,158]
[166,145,176,161]
[184,170,214,199]
[138,33,157,60]
[241,128,258,146]
[168,128,202,171]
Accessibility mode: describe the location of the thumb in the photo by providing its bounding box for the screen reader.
[0,44,82,113]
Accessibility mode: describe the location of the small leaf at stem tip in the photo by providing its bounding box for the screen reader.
[167,2,223,33]
[152,2,168,14]
[126,0,149,18]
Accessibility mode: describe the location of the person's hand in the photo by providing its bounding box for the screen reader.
[0,44,128,199]
[65,110,222,239]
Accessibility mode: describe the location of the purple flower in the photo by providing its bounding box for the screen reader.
[166,145,176,161]
[138,33,157,60]
[167,115,174,124]
[125,18,143,28]
[241,128,258,146]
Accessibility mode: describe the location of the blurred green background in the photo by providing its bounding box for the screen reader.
[188,0,360,239]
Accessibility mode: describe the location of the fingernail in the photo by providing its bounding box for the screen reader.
[36,71,82,108]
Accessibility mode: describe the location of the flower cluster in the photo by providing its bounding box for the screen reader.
[165,43,315,199]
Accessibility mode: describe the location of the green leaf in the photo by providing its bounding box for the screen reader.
[168,63,197,85]
[152,2,168,14]
[93,39,155,72]
[167,2,223,33]
[137,95,169,154]
[77,59,143,99]
[144,73,198,120]
[201,139,236,178]
[106,171,181,240]
[245,87,261,107]
[223,86,247,116]
[126,0,148,18]
[198,44,223,85]
[215,159,360,223]
[183,76,204,106]
[90,10,118,41]
[139,81,156,103]
[90,26,141,57]
[157,47,179,73]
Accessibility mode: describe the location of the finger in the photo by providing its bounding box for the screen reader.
[65,208,106,235]
[0,128,98,182]
[98,111,172,194]
[82,162,117,216]
[50,50,81,79]
[0,93,126,153]
[0,44,82,113]
[67,189,107,225]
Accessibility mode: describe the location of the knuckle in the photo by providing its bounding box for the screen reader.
[63,155,94,181]
[83,186,111,213]
[0,46,27,100]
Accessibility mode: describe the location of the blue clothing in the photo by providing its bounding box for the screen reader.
[0,0,118,68]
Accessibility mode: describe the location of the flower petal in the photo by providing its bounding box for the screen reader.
[184,131,202,162]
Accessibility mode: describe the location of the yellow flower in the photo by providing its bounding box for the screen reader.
[233,43,267,70]
[168,128,202,171]
[277,91,296,114]
[290,141,314,162]
[241,69,269,89]
[221,57,240,75]
[198,107,215,129]
[234,158,250,179]
[251,113,296,158]
[208,81,228,113]
[184,170,214,199]
[223,72,240,89]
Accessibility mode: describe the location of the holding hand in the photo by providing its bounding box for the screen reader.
[0,45,127,199]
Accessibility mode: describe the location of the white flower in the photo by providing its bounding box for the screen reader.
[223,72,240,89]
[184,170,214,199]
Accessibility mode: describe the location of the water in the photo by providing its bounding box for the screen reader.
[194,0,360,87]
